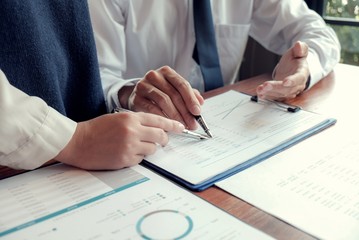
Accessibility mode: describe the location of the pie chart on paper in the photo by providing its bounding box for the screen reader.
[136,210,193,239]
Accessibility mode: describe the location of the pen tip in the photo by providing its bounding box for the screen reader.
[206,130,213,138]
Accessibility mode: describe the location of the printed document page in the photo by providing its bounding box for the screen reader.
[216,130,359,240]
[146,90,333,186]
[0,164,273,240]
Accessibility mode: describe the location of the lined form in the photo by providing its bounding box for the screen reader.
[145,90,335,188]
[217,129,359,240]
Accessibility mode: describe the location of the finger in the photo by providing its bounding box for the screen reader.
[157,66,202,116]
[130,93,169,118]
[257,81,298,100]
[133,80,186,124]
[120,154,145,168]
[144,69,198,129]
[293,41,309,58]
[257,81,285,99]
[137,112,185,133]
[146,80,198,129]
[136,142,159,157]
[193,89,205,105]
[139,127,169,147]
[282,72,308,91]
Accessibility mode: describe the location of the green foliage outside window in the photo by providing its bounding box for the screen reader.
[324,0,359,65]
[325,0,359,19]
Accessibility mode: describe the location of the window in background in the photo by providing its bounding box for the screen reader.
[323,0,359,66]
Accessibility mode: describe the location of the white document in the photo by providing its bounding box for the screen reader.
[216,129,359,240]
[145,90,334,188]
[0,164,273,240]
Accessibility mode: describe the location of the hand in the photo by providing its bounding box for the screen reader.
[120,66,204,130]
[55,112,185,170]
[256,41,310,101]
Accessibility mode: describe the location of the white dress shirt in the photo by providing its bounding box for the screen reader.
[89,0,340,112]
[0,70,76,170]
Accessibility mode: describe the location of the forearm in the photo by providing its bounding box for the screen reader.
[0,71,76,170]
[252,0,340,86]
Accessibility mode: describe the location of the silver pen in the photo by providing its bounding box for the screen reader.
[182,129,210,140]
[112,107,209,140]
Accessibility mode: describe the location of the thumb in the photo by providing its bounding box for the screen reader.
[292,41,309,58]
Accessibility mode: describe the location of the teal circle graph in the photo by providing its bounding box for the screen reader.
[136,210,193,240]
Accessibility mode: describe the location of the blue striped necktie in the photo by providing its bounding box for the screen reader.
[192,0,224,91]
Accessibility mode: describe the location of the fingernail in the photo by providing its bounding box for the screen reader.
[178,122,185,130]
[256,85,264,94]
[193,105,201,115]
[263,84,272,91]
[283,80,292,87]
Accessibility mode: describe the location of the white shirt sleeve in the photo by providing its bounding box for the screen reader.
[250,0,340,88]
[89,0,340,96]
[89,0,140,112]
[0,70,77,170]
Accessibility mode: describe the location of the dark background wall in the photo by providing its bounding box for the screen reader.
[239,37,279,80]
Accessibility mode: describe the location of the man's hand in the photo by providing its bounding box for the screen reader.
[119,66,204,130]
[256,41,310,101]
[55,112,185,170]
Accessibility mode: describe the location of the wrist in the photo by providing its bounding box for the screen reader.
[54,122,84,167]
[118,86,135,109]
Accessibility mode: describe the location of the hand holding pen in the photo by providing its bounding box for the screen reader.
[118,66,207,132]
[113,107,212,140]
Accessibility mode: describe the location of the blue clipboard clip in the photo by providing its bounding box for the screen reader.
[250,95,301,113]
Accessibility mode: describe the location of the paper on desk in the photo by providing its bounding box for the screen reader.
[216,129,359,240]
[145,90,333,186]
[0,164,273,239]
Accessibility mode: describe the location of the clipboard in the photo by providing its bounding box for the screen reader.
[141,90,337,191]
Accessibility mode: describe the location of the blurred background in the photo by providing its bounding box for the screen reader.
[308,0,359,66]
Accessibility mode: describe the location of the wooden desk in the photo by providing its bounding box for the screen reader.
[1,63,357,239]
[197,63,358,240]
